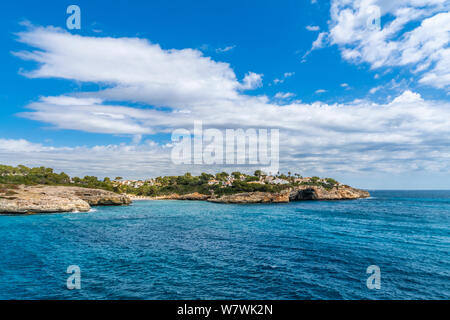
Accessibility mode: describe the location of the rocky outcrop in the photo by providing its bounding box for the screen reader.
[146,192,211,201]
[208,190,290,204]
[207,185,369,203]
[68,188,131,205]
[0,196,91,214]
[289,185,370,201]
[0,185,131,214]
[143,185,369,204]
[179,192,211,200]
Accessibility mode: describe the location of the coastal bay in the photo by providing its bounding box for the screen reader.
[1,190,448,299]
[0,165,369,214]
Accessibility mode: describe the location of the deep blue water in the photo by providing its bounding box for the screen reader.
[0,190,449,300]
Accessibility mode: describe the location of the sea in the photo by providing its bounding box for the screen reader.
[0,190,448,299]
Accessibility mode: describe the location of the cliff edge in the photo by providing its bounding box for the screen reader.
[0,185,131,214]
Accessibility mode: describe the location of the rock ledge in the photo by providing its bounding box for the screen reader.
[0,185,131,214]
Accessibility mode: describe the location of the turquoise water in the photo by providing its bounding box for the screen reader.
[0,190,449,299]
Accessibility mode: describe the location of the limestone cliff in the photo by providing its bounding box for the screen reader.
[289,185,370,200]
[142,185,369,204]
[208,190,290,204]
[148,192,211,200]
[0,185,131,214]
[206,185,369,203]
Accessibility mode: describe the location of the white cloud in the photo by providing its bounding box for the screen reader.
[13,25,261,108]
[273,72,295,84]
[340,83,349,87]
[274,92,295,99]
[369,86,381,94]
[20,96,154,134]
[216,45,236,53]
[312,32,328,50]
[328,0,450,89]
[303,32,328,58]
[0,139,173,179]
[306,25,320,31]
[239,72,263,90]
[7,90,450,179]
[0,139,59,153]
[315,89,327,94]
[10,25,450,180]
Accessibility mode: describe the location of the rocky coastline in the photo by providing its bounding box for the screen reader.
[0,183,369,214]
[0,185,131,214]
[138,185,370,204]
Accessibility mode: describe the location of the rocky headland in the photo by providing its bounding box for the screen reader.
[139,185,369,204]
[209,185,369,203]
[0,165,370,212]
[288,185,370,201]
[0,185,131,214]
[0,184,369,214]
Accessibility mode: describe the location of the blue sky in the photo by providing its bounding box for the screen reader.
[0,0,449,188]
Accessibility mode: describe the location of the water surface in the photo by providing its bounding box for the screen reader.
[0,190,449,299]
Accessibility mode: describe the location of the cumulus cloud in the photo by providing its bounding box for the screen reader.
[239,72,264,90]
[0,139,173,179]
[14,90,450,177]
[328,0,450,89]
[20,96,154,134]
[9,24,450,181]
[13,25,261,108]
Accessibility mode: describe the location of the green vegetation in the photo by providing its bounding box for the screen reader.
[0,165,71,186]
[299,176,339,190]
[0,164,341,196]
[254,170,262,177]
[0,164,114,191]
[215,180,287,196]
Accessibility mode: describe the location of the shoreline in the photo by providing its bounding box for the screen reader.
[127,196,157,201]
[126,185,370,204]
[0,185,131,214]
[1,184,369,214]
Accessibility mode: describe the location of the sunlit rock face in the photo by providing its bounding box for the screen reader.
[0,185,131,214]
[289,185,370,201]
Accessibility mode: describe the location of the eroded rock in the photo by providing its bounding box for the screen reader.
[0,185,131,214]
[208,190,290,204]
[289,185,370,201]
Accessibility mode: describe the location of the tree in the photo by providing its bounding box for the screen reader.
[311,176,320,184]
[72,177,82,184]
[200,172,214,182]
[231,171,242,179]
[325,178,338,185]
[115,177,123,181]
[245,176,259,182]
[216,172,229,181]
[58,172,71,184]
[254,170,262,177]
